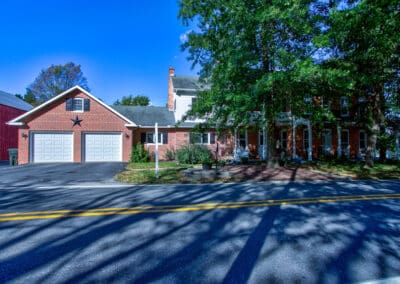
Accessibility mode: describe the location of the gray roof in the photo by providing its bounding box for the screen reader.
[171,76,210,92]
[0,90,32,111]
[112,105,175,127]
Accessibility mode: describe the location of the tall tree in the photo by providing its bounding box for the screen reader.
[113,95,150,106]
[320,0,399,166]
[27,62,90,103]
[179,0,322,159]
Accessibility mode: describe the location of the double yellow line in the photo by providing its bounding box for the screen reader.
[1,193,400,222]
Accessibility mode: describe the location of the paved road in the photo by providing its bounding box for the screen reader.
[0,168,399,283]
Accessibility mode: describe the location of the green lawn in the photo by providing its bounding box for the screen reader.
[303,161,400,179]
[115,161,194,184]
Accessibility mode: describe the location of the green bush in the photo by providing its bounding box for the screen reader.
[165,147,176,161]
[175,144,213,164]
[130,143,149,163]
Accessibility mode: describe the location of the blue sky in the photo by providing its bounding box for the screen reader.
[0,0,197,106]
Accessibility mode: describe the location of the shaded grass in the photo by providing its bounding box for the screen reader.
[116,168,187,184]
[303,161,400,179]
[126,162,193,170]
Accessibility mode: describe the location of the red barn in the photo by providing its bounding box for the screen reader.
[0,90,32,161]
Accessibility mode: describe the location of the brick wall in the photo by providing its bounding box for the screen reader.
[17,90,132,164]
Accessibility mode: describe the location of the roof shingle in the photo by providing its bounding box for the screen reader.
[0,90,32,111]
[111,105,175,127]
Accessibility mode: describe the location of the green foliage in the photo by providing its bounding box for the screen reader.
[27,62,90,103]
[130,143,149,163]
[175,144,213,164]
[113,95,150,106]
[165,147,176,161]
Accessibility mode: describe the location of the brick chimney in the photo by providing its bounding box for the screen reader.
[167,67,175,111]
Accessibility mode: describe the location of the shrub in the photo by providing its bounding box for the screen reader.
[175,144,213,164]
[130,143,149,163]
[165,147,176,161]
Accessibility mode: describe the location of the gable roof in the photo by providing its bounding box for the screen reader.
[0,90,32,111]
[8,86,136,126]
[112,105,175,127]
[172,76,210,93]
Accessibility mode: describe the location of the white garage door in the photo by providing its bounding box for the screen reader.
[32,133,73,163]
[84,133,122,162]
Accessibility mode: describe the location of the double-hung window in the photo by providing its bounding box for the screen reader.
[141,132,168,144]
[359,130,367,153]
[340,97,349,117]
[341,129,350,156]
[66,98,90,112]
[190,132,215,145]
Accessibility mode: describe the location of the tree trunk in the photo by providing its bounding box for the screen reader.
[365,124,378,167]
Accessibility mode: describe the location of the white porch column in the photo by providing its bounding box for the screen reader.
[292,121,296,159]
[263,125,267,160]
[337,125,342,158]
[395,130,399,160]
[307,120,312,161]
[233,128,238,161]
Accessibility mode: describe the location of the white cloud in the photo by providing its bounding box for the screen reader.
[179,30,192,44]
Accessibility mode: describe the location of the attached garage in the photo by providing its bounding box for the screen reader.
[31,132,73,163]
[83,133,122,162]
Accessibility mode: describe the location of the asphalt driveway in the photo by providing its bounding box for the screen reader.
[0,162,127,188]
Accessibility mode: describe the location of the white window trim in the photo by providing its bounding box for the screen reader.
[341,129,350,156]
[359,130,367,152]
[72,98,84,112]
[303,129,309,151]
[145,132,166,145]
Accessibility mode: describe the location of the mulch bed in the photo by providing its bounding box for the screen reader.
[221,165,343,181]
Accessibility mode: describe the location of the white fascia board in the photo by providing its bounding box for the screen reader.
[7,121,25,126]
[7,85,137,127]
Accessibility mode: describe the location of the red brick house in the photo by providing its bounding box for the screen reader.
[8,86,135,164]
[9,68,397,164]
[0,90,32,161]
[8,84,232,164]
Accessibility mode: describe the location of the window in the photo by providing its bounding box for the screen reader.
[341,129,350,156]
[66,98,90,112]
[340,97,349,117]
[141,132,168,144]
[321,96,331,110]
[238,130,247,149]
[280,130,288,150]
[303,129,309,151]
[190,132,215,145]
[359,130,367,152]
[259,131,264,146]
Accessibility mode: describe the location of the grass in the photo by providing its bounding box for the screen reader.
[115,161,195,184]
[303,160,400,179]
[115,160,400,184]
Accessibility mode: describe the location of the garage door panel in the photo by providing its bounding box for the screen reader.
[84,133,122,162]
[32,133,73,163]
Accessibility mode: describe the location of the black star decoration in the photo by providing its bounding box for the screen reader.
[71,116,83,127]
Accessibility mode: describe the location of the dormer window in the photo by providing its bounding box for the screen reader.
[66,98,90,112]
